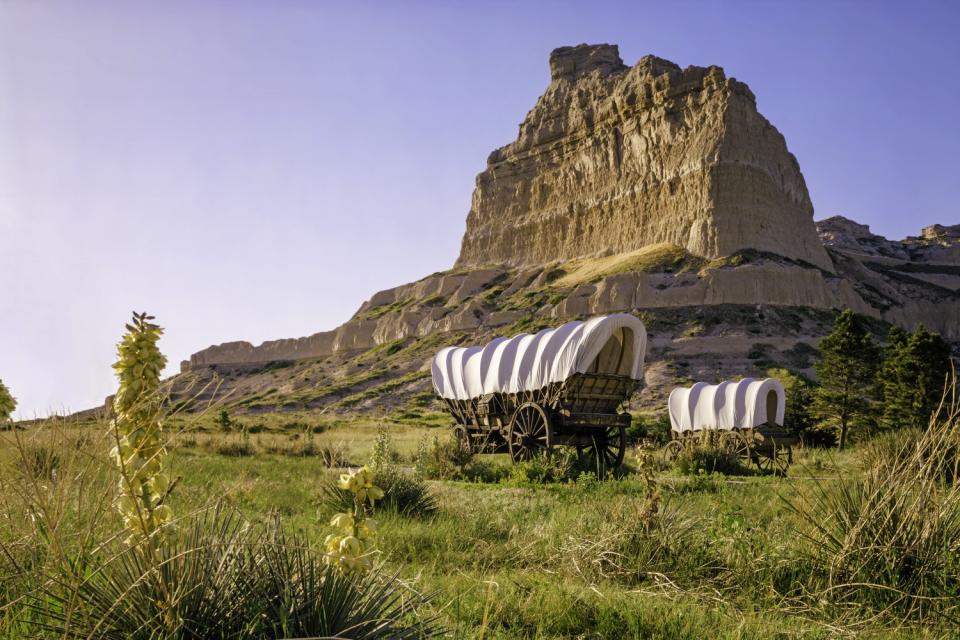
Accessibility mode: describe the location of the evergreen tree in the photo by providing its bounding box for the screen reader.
[767,367,816,439]
[878,326,909,429]
[881,325,953,430]
[813,310,880,449]
[0,379,15,422]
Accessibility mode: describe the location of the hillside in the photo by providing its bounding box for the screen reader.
[166,45,959,418]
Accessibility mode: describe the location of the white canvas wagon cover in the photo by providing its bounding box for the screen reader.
[431,314,647,401]
[668,378,785,433]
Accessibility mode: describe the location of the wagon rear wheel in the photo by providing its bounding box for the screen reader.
[756,443,792,476]
[662,439,684,462]
[508,402,552,464]
[576,425,627,476]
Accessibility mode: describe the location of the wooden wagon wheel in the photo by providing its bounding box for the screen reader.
[756,443,792,476]
[508,402,553,464]
[720,431,750,460]
[576,425,627,475]
[661,439,684,462]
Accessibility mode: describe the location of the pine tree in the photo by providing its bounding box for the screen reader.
[878,326,909,430]
[813,309,880,449]
[881,325,953,430]
[767,367,816,439]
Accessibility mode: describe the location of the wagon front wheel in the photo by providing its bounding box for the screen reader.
[508,402,552,464]
[756,443,792,476]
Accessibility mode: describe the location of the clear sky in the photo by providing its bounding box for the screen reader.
[1,0,958,418]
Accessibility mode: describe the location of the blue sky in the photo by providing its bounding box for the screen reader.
[1,0,958,417]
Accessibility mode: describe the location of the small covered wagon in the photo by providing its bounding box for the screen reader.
[664,378,796,474]
[431,314,646,471]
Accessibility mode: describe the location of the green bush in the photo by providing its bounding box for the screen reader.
[424,433,476,480]
[673,438,750,476]
[627,413,672,445]
[320,426,438,518]
[506,450,582,485]
[214,439,256,457]
[372,466,438,517]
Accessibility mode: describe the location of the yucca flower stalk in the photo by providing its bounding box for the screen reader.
[0,378,16,422]
[110,312,175,545]
[324,466,384,573]
[633,447,661,530]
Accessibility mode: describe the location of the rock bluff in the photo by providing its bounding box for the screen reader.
[455,44,833,272]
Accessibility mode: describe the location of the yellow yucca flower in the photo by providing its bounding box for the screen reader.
[330,512,354,529]
[324,465,383,573]
[110,312,175,545]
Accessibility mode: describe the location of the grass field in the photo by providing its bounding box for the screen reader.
[3,406,957,639]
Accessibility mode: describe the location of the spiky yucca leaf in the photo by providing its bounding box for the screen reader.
[788,395,960,624]
[26,507,437,639]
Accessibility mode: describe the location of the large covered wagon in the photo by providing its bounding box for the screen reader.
[431,314,646,471]
[664,378,796,474]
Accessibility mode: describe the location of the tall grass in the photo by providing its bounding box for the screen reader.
[788,394,960,625]
[1,421,438,639]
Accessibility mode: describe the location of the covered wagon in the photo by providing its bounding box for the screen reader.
[431,314,646,471]
[664,378,796,474]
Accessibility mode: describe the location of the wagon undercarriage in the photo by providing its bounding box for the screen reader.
[662,425,797,475]
[444,373,634,472]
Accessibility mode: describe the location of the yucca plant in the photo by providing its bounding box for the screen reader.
[28,507,437,639]
[788,391,960,624]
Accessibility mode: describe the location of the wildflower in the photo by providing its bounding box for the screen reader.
[110,312,175,545]
[324,466,382,573]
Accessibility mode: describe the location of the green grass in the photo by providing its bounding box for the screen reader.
[2,413,956,639]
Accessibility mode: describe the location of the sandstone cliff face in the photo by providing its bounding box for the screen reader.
[455,44,834,272]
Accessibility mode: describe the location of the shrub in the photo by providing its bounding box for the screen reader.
[20,444,61,481]
[506,450,582,485]
[673,436,750,476]
[321,467,436,519]
[217,408,232,431]
[788,399,960,623]
[424,433,475,480]
[375,466,437,517]
[0,378,15,422]
[322,428,438,518]
[215,439,256,457]
[627,413,672,446]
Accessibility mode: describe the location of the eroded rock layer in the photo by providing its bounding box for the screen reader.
[455,44,834,272]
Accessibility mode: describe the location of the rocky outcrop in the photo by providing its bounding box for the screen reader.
[818,215,960,265]
[179,44,958,394]
[455,44,834,272]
